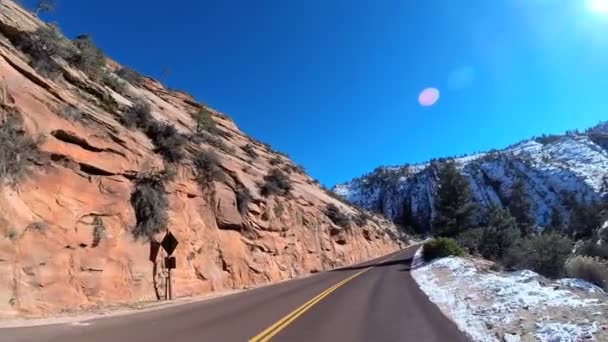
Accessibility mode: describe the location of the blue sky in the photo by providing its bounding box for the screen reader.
[28,0,608,186]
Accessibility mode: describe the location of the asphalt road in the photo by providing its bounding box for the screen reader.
[1,245,469,342]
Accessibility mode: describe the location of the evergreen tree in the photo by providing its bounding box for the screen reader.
[432,160,477,237]
[549,207,563,232]
[194,108,217,135]
[568,200,604,239]
[507,178,534,236]
[479,205,521,261]
[397,200,422,234]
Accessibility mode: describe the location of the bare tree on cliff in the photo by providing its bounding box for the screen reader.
[34,0,55,16]
[432,159,477,237]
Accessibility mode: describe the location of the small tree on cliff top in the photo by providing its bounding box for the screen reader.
[34,0,55,16]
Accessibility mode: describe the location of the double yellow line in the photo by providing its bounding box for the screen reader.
[249,252,400,342]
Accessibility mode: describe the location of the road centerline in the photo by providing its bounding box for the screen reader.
[248,252,402,342]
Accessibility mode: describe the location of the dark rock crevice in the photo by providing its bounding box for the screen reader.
[50,129,127,157]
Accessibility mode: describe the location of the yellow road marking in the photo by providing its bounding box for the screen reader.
[249,252,401,342]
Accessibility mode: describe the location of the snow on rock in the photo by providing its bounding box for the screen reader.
[556,279,606,294]
[334,124,608,230]
[536,322,598,342]
[411,248,607,341]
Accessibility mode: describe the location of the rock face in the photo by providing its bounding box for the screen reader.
[335,124,608,232]
[0,1,405,317]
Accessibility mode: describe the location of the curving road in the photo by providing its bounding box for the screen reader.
[1,245,469,342]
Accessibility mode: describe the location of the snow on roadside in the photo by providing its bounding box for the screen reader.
[410,249,495,342]
[411,248,607,341]
[556,279,606,294]
[536,322,598,342]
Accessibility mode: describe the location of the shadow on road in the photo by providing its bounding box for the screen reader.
[331,255,426,272]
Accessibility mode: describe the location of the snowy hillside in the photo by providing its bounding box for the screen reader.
[334,123,608,230]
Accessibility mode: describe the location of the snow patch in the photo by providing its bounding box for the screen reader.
[536,322,598,342]
[411,248,496,342]
[411,248,605,341]
[556,279,606,294]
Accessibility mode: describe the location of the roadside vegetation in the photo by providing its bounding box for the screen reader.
[421,158,608,289]
[130,170,172,239]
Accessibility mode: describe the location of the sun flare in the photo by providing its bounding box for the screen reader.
[588,0,608,14]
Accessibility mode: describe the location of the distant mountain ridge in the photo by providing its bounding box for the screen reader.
[334,122,608,232]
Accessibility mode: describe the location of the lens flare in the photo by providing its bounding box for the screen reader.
[588,0,608,13]
[418,87,440,107]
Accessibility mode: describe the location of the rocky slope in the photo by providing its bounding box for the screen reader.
[0,0,405,317]
[335,123,608,232]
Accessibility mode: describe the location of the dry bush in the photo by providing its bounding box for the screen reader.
[565,255,608,290]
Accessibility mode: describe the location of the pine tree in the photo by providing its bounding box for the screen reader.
[432,160,477,237]
[507,178,534,236]
[568,200,605,239]
[479,205,521,261]
[194,108,217,135]
[549,207,563,232]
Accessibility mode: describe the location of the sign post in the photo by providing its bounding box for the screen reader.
[160,231,178,301]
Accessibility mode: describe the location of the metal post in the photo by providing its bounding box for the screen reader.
[164,273,168,301]
[168,269,172,300]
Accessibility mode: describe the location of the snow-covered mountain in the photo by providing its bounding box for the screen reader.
[333,123,608,231]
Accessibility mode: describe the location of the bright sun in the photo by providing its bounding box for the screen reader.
[588,0,608,13]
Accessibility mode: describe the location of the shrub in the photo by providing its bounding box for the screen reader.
[0,115,41,185]
[116,67,142,85]
[504,233,573,278]
[456,228,484,255]
[122,100,184,162]
[193,108,218,135]
[422,237,465,261]
[122,99,153,129]
[13,25,77,60]
[193,149,225,185]
[260,168,292,197]
[92,216,105,247]
[13,25,76,78]
[71,35,105,80]
[241,144,258,159]
[269,156,282,166]
[59,105,83,121]
[236,185,251,215]
[324,203,351,229]
[147,123,185,163]
[203,133,235,154]
[103,73,127,94]
[577,239,608,259]
[27,221,49,232]
[130,175,168,239]
[30,57,62,79]
[565,256,608,290]
[3,227,18,241]
[352,211,371,227]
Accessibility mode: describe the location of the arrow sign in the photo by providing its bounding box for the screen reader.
[161,231,178,256]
